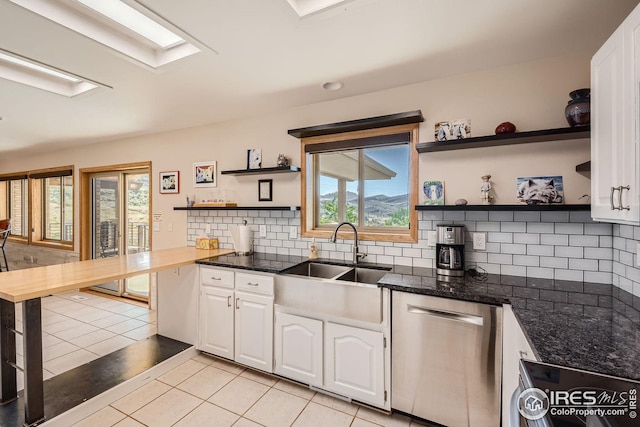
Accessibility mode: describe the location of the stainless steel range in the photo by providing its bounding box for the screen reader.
[513,359,640,427]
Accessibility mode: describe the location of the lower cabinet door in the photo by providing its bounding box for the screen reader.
[199,286,234,359]
[235,291,274,372]
[274,312,323,387]
[325,322,385,408]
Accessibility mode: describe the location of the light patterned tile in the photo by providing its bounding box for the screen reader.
[211,357,245,375]
[43,341,81,362]
[42,318,84,334]
[191,353,215,365]
[68,329,117,348]
[120,306,149,319]
[53,323,99,341]
[292,402,353,427]
[239,369,277,387]
[158,359,207,387]
[105,319,147,334]
[44,349,99,375]
[176,366,235,400]
[173,402,239,427]
[244,388,308,427]
[85,335,137,356]
[122,324,157,341]
[112,418,146,427]
[111,380,172,415]
[311,393,358,416]
[90,314,131,328]
[274,379,316,400]
[131,388,201,427]
[356,407,412,427]
[72,406,126,427]
[351,418,383,427]
[232,418,263,427]
[208,377,269,415]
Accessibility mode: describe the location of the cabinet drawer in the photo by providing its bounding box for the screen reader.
[235,272,274,295]
[200,267,234,288]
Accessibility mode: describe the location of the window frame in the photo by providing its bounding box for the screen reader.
[301,124,419,243]
[0,166,74,250]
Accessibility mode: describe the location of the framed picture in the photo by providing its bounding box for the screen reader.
[423,180,445,205]
[517,175,564,205]
[258,179,273,201]
[434,119,471,141]
[247,148,262,169]
[193,161,217,188]
[159,171,179,194]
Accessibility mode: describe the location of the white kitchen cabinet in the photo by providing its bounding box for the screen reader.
[199,286,234,358]
[274,312,323,387]
[198,266,274,373]
[591,3,640,224]
[325,322,386,408]
[235,291,274,372]
[501,305,539,425]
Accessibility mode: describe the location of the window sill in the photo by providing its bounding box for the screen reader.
[302,229,417,243]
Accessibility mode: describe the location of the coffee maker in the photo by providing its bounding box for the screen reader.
[436,224,465,277]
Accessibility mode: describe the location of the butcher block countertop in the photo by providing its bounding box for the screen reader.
[0,247,234,303]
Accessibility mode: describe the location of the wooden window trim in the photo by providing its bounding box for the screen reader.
[301,123,419,243]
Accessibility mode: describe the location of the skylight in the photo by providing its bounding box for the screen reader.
[9,0,207,69]
[285,0,349,17]
[0,49,106,97]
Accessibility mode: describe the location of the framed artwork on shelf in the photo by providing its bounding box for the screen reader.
[258,179,273,201]
[159,171,179,194]
[423,180,445,205]
[517,175,564,205]
[247,148,262,169]
[193,161,217,188]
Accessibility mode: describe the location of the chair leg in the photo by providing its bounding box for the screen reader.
[2,248,7,272]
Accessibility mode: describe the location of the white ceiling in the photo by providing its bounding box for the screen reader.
[0,0,638,155]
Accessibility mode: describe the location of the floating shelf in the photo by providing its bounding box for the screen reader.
[174,206,300,211]
[415,204,590,211]
[288,110,424,138]
[220,166,300,176]
[416,126,590,153]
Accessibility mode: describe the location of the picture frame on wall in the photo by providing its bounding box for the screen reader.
[159,171,180,194]
[193,161,217,188]
[258,179,272,201]
[423,180,445,205]
[516,175,564,205]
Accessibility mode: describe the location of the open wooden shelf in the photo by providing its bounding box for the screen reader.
[220,166,300,176]
[416,126,590,153]
[174,206,300,211]
[415,204,590,211]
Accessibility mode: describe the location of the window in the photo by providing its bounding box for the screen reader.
[302,124,419,242]
[0,166,74,249]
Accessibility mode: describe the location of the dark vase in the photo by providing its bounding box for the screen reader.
[565,88,590,127]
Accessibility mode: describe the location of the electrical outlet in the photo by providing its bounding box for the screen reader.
[426,230,437,247]
[259,224,267,238]
[289,226,297,239]
[205,223,211,234]
[473,232,486,250]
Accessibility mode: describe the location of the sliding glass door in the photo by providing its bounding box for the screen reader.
[89,169,149,300]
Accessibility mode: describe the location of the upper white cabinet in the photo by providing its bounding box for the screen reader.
[592,3,640,224]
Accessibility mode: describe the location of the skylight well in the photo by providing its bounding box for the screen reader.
[9,0,206,69]
[0,49,105,97]
[286,0,349,17]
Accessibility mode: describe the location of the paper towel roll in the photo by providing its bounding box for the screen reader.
[230,224,252,254]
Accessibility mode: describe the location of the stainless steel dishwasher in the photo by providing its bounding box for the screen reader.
[392,291,502,427]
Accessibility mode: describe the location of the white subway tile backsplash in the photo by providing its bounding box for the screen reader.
[514,212,541,222]
[569,235,599,247]
[527,222,554,233]
[184,210,637,288]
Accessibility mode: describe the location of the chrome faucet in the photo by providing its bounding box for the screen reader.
[330,222,366,265]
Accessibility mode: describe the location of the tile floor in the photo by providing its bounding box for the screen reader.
[14,290,156,390]
[71,353,431,427]
[16,290,429,427]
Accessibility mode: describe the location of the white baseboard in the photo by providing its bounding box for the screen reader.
[42,346,197,426]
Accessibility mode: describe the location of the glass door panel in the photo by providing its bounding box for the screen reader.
[91,173,121,295]
[123,173,150,300]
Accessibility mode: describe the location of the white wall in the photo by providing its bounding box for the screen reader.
[0,54,591,253]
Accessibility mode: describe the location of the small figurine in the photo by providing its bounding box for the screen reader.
[481,175,494,204]
[277,154,289,167]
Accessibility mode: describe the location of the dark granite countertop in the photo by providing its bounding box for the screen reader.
[196,253,640,381]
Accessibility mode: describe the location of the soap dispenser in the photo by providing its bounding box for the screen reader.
[309,239,318,259]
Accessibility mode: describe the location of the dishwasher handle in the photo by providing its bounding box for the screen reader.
[407,304,484,326]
